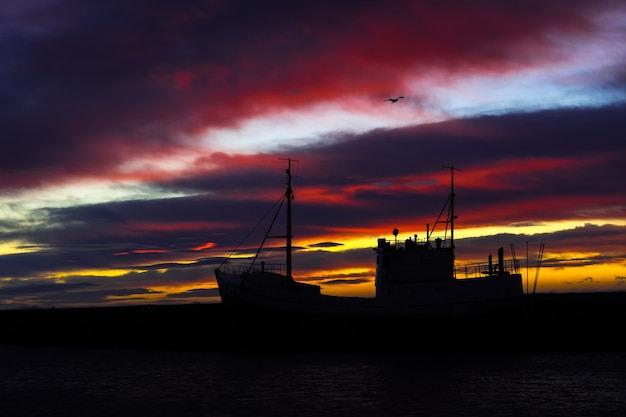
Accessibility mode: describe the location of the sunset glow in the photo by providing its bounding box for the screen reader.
[0,0,624,308]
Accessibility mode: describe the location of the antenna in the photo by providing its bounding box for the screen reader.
[533,242,545,294]
[441,165,460,249]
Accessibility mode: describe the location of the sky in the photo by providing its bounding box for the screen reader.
[1,0,625,309]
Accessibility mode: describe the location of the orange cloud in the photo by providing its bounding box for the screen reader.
[191,242,217,251]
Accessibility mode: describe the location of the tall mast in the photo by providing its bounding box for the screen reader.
[442,165,459,250]
[283,158,294,278]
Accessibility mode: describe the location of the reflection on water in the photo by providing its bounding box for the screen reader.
[1,347,625,417]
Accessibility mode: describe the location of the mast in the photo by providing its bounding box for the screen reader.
[282,158,294,278]
[442,165,459,250]
[247,158,296,277]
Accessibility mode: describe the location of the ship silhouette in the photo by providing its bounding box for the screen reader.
[215,160,523,318]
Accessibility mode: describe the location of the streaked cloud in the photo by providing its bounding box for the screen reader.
[0,0,624,307]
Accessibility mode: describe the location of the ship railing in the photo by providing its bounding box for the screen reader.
[219,262,286,276]
[378,236,452,250]
[460,259,520,279]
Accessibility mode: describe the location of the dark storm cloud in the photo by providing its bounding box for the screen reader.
[291,248,379,279]
[135,105,624,244]
[294,105,626,181]
[455,224,626,267]
[1,0,621,188]
[1,0,624,307]
[309,242,344,248]
[1,104,623,284]
[0,281,162,307]
[0,263,219,307]
[0,241,222,283]
[0,281,97,296]
[323,278,371,286]
[281,105,626,230]
[167,288,221,299]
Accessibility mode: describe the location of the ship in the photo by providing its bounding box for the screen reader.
[215,160,524,318]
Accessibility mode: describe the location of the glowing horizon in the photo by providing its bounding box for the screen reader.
[1,0,625,308]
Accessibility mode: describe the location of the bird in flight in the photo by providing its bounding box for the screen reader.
[386,96,405,103]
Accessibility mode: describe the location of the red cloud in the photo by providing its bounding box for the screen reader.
[191,242,217,251]
[3,1,619,191]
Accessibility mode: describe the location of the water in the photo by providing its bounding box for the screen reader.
[1,347,625,416]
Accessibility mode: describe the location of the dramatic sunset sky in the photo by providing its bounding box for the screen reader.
[1,0,625,309]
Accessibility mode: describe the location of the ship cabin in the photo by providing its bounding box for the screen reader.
[375,235,455,286]
[374,232,522,302]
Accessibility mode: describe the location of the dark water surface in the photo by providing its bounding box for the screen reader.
[1,347,625,416]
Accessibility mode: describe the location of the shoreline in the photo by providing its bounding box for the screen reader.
[1,292,625,351]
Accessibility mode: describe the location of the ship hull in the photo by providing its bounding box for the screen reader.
[215,269,523,319]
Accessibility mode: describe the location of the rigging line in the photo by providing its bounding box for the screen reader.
[217,193,285,269]
[248,195,286,273]
[533,242,545,294]
[444,199,452,242]
[428,193,452,241]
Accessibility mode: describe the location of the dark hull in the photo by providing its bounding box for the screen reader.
[215,269,524,319]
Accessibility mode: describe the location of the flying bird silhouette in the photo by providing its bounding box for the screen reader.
[386,96,405,103]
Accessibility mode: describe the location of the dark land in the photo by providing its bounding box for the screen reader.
[1,292,625,351]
